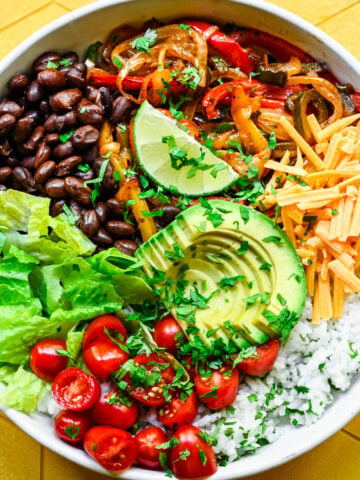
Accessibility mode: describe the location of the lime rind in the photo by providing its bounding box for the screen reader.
[133,101,239,197]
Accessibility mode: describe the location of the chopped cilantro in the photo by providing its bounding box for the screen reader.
[130,29,158,54]
[64,423,80,440]
[237,241,248,255]
[199,386,219,399]
[262,236,283,245]
[113,57,123,69]
[141,209,164,217]
[59,129,74,143]
[86,40,103,62]
[266,131,277,150]
[179,23,190,30]
[259,261,272,271]
[294,385,310,394]
[62,204,79,226]
[46,61,58,69]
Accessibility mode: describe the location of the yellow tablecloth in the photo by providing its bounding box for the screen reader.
[0,0,359,478]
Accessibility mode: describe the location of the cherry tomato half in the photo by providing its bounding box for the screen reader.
[54,410,92,445]
[82,315,127,350]
[135,426,167,469]
[194,366,239,410]
[52,367,101,411]
[30,339,68,382]
[153,315,184,355]
[83,339,129,380]
[92,388,138,430]
[125,353,175,406]
[235,338,279,376]
[84,426,137,472]
[170,425,217,479]
[157,389,198,429]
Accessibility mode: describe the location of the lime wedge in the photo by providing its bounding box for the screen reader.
[133,101,238,196]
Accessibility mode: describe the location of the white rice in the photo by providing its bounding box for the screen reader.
[193,296,360,462]
[31,296,360,463]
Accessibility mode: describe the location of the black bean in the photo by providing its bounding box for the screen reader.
[13,166,35,191]
[8,75,29,95]
[76,99,104,126]
[34,141,51,168]
[64,176,92,206]
[49,88,82,113]
[0,114,16,136]
[80,209,100,236]
[0,99,23,119]
[37,69,66,91]
[69,200,85,218]
[81,146,98,164]
[71,125,99,150]
[0,166,12,183]
[84,85,100,103]
[95,201,108,224]
[111,96,133,124]
[34,52,61,73]
[50,199,66,217]
[106,220,135,239]
[75,168,95,182]
[62,52,79,65]
[56,155,82,176]
[0,140,11,157]
[44,111,76,132]
[13,116,34,143]
[45,133,60,146]
[53,141,74,159]
[114,239,138,256]
[26,81,44,103]
[23,126,45,152]
[24,110,41,125]
[73,62,87,74]
[20,156,35,169]
[106,197,125,217]
[45,178,66,198]
[6,154,18,168]
[92,228,113,247]
[99,87,112,116]
[102,163,118,196]
[156,205,181,228]
[39,100,51,118]
[66,67,85,90]
[34,160,56,184]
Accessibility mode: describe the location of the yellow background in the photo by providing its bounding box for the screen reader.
[0,0,359,478]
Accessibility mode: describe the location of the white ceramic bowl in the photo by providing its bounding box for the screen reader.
[1,1,360,478]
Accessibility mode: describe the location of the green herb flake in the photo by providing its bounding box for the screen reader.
[113,57,123,69]
[200,385,219,399]
[59,129,75,143]
[199,449,207,466]
[259,261,272,271]
[262,235,283,245]
[141,209,163,218]
[266,132,277,151]
[64,422,80,440]
[294,385,310,394]
[130,29,158,54]
[237,241,248,255]
[248,393,258,403]
[62,204,79,226]
[86,40,103,62]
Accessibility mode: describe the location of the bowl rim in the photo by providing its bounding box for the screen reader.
[1,0,360,479]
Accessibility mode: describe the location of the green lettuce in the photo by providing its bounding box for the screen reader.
[0,366,51,414]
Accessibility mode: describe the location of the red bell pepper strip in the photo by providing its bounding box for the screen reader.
[88,74,143,90]
[350,93,360,112]
[88,73,184,96]
[229,28,313,63]
[203,80,306,119]
[183,20,252,74]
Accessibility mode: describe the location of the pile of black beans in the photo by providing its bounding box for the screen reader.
[0,50,139,255]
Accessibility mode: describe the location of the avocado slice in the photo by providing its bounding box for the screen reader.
[135,200,307,347]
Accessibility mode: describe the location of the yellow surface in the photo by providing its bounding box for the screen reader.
[0,0,360,479]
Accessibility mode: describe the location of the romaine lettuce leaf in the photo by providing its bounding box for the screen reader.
[0,366,50,414]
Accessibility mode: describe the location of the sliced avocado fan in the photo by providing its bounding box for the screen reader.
[135,200,307,348]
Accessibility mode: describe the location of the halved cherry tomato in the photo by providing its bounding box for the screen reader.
[235,338,279,376]
[83,339,129,380]
[29,339,68,382]
[153,314,184,355]
[134,426,167,469]
[170,425,217,479]
[157,390,198,429]
[84,426,137,472]
[194,365,239,410]
[92,388,138,430]
[54,410,92,445]
[125,353,175,406]
[52,367,101,411]
[82,314,127,350]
